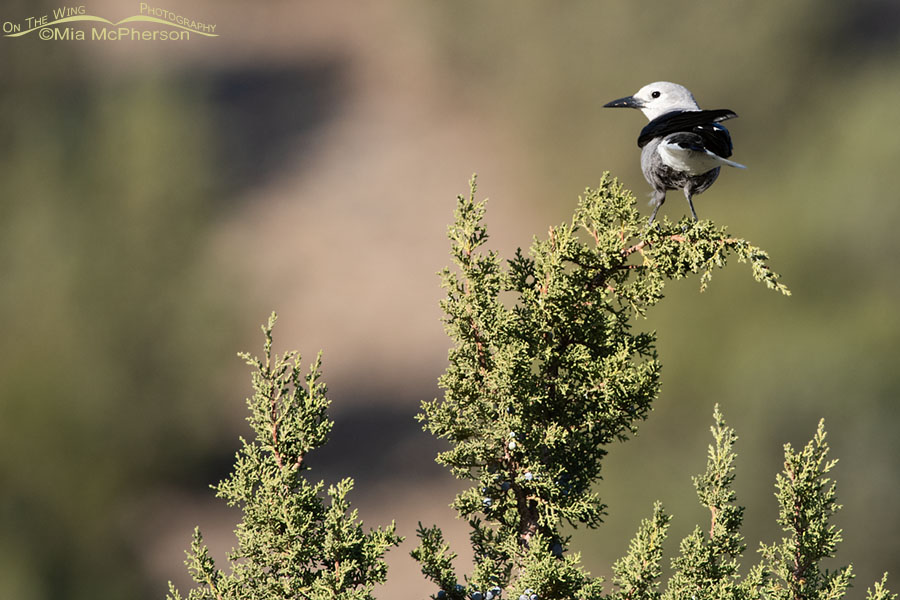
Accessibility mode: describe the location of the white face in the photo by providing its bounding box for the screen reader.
[631,81,700,120]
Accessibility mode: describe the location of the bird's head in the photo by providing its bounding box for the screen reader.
[604,81,701,121]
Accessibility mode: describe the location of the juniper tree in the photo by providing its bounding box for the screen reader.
[165,174,895,600]
[167,314,401,600]
[660,406,764,600]
[413,174,790,600]
[412,175,897,600]
[617,409,894,600]
[758,421,854,600]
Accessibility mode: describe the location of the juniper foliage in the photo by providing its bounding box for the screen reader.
[610,502,670,600]
[661,405,763,600]
[412,175,890,600]
[164,175,894,600]
[759,421,854,600]
[623,409,892,600]
[167,314,401,600]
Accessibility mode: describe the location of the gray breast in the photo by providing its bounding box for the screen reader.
[640,137,720,194]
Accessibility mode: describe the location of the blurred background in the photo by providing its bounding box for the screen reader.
[1,0,899,598]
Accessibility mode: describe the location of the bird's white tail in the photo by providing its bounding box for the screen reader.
[719,156,747,169]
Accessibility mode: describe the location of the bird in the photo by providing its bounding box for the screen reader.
[603,82,746,224]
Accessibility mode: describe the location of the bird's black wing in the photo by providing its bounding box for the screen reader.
[638,109,737,157]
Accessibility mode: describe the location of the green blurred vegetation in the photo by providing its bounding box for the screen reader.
[0,25,239,600]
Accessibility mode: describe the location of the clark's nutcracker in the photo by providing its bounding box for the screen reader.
[604,82,746,223]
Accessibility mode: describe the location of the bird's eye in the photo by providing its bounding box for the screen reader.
[651,91,661,99]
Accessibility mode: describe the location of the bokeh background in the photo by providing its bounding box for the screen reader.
[2,1,899,598]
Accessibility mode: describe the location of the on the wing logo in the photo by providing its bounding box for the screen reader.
[2,4,218,41]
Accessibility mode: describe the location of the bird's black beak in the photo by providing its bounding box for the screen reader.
[603,95,642,109]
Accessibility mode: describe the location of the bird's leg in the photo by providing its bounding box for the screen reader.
[648,189,666,225]
[683,187,698,221]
